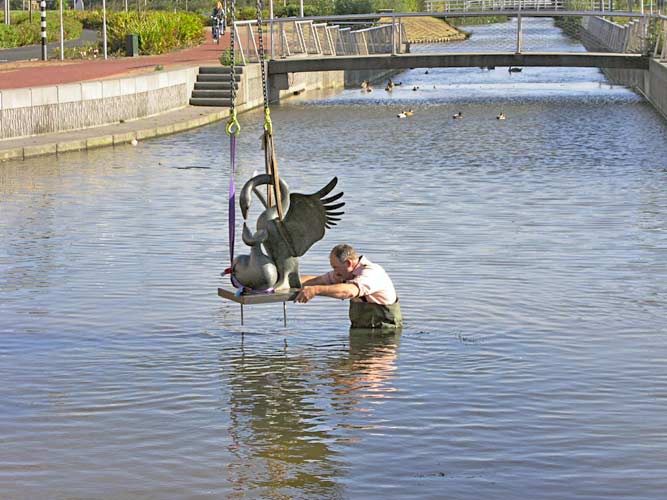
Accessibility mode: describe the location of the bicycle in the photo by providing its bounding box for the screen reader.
[212,16,224,44]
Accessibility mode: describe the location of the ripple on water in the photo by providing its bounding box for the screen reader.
[2,17,667,500]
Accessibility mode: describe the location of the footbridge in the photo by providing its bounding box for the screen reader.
[230,10,666,76]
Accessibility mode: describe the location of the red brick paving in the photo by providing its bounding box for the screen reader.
[0,31,231,90]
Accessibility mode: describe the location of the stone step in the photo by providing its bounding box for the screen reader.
[199,66,244,74]
[196,73,242,83]
[191,90,232,99]
[190,97,232,107]
[194,81,238,90]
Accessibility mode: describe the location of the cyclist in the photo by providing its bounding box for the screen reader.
[211,1,225,44]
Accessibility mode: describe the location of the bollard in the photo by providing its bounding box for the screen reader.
[41,0,47,61]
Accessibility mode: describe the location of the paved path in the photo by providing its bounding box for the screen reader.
[0,104,229,162]
[0,30,236,162]
[0,30,231,90]
[0,29,100,63]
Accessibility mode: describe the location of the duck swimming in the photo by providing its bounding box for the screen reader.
[385,79,395,92]
[496,112,506,120]
[452,111,463,119]
[508,66,523,73]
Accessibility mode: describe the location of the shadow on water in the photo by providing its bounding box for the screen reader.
[221,329,401,498]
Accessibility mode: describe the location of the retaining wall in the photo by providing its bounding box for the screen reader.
[0,67,199,141]
[580,16,667,120]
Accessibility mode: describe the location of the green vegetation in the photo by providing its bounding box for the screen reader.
[0,11,82,48]
[219,47,243,65]
[105,11,204,55]
[53,41,101,59]
[448,15,509,27]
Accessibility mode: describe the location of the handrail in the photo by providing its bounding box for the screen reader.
[233,10,663,64]
[239,10,660,24]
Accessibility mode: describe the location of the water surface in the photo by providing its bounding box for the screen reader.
[2,18,667,499]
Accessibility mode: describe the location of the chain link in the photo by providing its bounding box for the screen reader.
[255,0,270,115]
[226,0,240,136]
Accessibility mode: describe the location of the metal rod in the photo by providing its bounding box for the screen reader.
[516,13,523,54]
[283,302,287,327]
[59,0,64,60]
[102,0,108,60]
[240,304,244,325]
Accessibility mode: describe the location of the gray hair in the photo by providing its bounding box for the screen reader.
[330,244,358,263]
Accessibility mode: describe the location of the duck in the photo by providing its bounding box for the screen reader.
[397,112,408,119]
[508,66,523,73]
[404,109,414,117]
[452,112,463,119]
[385,79,395,92]
[412,86,420,91]
[360,80,373,92]
[496,112,506,120]
[131,138,139,146]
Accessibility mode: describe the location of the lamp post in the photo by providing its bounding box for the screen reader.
[102,0,108,59]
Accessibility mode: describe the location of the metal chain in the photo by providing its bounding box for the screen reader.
[255,0,270,118]
[226,0,239,135]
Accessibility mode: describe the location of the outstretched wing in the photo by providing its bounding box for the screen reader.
[280,177,344,257]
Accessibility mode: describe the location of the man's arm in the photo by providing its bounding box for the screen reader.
[300,275,329,286]
[295,283,359,303]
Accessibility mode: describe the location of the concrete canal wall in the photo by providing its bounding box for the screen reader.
[580,16,667,120]
[0,64,394,143]
[0,67,200,141]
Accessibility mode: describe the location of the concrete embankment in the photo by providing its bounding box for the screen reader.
[0,64,394,162]
[579,16,667,120]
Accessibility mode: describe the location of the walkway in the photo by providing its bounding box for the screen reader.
[0,30,231,90]
[0,30,234,162]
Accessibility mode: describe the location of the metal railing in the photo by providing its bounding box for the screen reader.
[233,17,407,64]
[425,0,564,11]
[231,11,667,65]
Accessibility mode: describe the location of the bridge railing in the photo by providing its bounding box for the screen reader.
[232,11,663,65]
[234,18,407,64]
[425,0,564,11]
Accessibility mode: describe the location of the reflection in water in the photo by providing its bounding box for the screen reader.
[222,330,401,498]
[2,17,667,500]
[328,329,401,419]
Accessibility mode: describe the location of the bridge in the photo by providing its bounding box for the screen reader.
[230,10,666,77]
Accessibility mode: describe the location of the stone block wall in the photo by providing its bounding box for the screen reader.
[0,67,198,140]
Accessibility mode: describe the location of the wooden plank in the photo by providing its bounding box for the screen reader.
[218,287,300,305]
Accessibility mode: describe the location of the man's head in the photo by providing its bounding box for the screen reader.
[329,244,359,282]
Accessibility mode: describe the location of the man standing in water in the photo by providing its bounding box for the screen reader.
[296,244,402,329]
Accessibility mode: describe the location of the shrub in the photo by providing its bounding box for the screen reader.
[334,0,374,15]
[0,24,19,48]
[53,41,102,59]
[105,11,204,55]
[68,10,104,30]
[219,47,243,66]
[0,12,82,48]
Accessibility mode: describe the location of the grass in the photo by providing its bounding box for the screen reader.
[380,16,467,43]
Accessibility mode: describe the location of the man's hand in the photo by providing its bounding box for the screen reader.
[295,286,318,303]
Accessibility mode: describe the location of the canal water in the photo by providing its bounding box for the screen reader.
[2,18,667,500]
